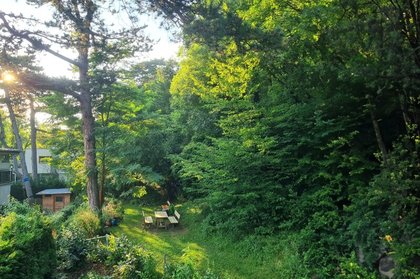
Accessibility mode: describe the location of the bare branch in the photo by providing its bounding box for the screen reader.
[0,12,81,67]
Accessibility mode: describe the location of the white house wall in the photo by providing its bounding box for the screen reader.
[0,163,10,170]
[24,149,52,174]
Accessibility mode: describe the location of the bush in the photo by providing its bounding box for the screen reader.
[69,206,101,238]
[91,235,159,279]
[56,227,90,271]
[49,196,82,230]
[348,137,420,277]
[9,182,25,201]
[3,199,34,215]
[102,198,124,221]
[0,202,56,278]
[338,253,377,279]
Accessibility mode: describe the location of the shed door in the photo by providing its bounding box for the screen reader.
[54,196,65,211]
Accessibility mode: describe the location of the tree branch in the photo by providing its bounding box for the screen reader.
[0,12,81,68]
[1,71,81,101]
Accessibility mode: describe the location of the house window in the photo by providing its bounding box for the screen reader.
[55,196,63,202]
[39,156,52,164]
[1,155,9,163]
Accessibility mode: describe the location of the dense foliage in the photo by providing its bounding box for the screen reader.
[56,226,91,272]
[87,235,159,279]
[165,0,420,277]
[0,201,219,278]
[40,0,420,276]
[1,0,419,277]
[0,202,56,278]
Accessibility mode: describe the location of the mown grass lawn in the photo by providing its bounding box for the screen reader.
[108,203,281,279]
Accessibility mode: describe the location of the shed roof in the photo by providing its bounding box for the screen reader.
[36,188,71,195]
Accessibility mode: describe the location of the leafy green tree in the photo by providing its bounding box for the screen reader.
[169,0,420,276]
[0,0,153,210]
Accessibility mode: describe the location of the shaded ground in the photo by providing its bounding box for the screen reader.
[109,203,279,279]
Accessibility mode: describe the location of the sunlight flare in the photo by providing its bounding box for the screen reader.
[1,71,16,83]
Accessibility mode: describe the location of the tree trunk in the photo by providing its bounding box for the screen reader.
[367,94,388,165]
[80,93,100,211]
[0,2,103,210]
[78,27,100,210]
[370,110,388,165]
[30,96,38,183]
[370,111,388,165]
[4,88,34,202]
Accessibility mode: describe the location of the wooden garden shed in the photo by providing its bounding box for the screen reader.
[36,188,71,212]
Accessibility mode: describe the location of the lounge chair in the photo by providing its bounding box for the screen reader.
[143,211,153,228]
[168,216,178,226]
[174,210,181,221]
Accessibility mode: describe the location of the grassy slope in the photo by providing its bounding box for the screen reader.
[109,203,281,279]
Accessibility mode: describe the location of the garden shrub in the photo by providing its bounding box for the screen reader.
[338,253,377,279]
[68,206,101,238]
[0,202,56,279]
[392,239,420,279]
[56,226,90,271]
[9,182,25,201]
[163,264,197,279]
[3,199,35,215]
[348,138,420,277]
[102,198,124,221]
[50,196,83,230]
[91,235,159,279]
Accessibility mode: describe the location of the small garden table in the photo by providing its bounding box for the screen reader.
[154,211,168,228]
